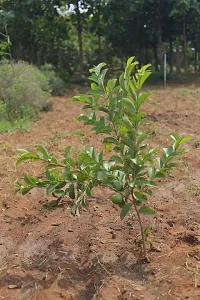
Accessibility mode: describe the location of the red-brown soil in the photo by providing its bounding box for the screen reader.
[0,86,199,300]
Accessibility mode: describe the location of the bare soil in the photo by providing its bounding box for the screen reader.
[0,86,200,300]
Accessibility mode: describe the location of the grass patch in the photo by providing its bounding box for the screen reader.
[179,88,192,97]
[0,118,32,133]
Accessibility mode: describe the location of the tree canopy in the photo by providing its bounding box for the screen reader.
[1,0,200,76]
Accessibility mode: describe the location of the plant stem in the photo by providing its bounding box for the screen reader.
[131,193,149,262]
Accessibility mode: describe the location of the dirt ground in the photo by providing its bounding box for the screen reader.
[0,85,200,300]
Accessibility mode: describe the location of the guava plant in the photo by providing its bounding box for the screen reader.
[15,57,191,261]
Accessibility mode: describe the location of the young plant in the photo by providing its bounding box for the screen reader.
[15,57,191,261]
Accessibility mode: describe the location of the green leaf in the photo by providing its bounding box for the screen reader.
[121,98,135,116]
[77,114,89,122]
[86,185,92,197]
[129,81,137,100]
[78,152,96,165]
[46,184,59,195]
[138,92,150,107]
[88,74,98,83]
[105,143,111,153]
[120,203,133,220]
[77,172,87,182]
[24,174,39,185]
[136,134,148,147]
[16,149,29,155]
[45,169,54,181]
[64,146,71,158]
[174,135,192,149]
[148,167,156,179]
[109,155,123,163]
[87,90,103,96]
[97,171,107,181]
[138,206,155,215]
[138,70,151,88]
[103,137,119,145]
[21,186,34,195]
[89,147,95,159]
[126,56,135,68]
[16,152,40,167]
[97,151,104,163]
[119,127,129,134]
[144,226,152,238]
[155,171,166,178]
[148,180,157,186]
[37,180,49,188]
[63,157,76,168]
[91,82,98,90]
[70,95,92,104]
[163,147,173,157]
[134,191,147,202]
[122,116,134,131]
[69,184,75,199]
[37,145,49,160]
[106,79,117,93]
[143,189,153,196]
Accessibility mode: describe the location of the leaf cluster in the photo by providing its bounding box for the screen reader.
[16,57,191,220]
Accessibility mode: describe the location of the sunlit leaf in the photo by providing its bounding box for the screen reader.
[120,203,133,220]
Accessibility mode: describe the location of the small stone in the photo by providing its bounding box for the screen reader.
[8,285,20,289]
[151,246,162,253]
[51,222,61,226]
[68,229,73,232]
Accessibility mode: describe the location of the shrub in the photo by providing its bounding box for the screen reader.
[16,57,191,261]
[0,60,51,121]
[41,63,66,96]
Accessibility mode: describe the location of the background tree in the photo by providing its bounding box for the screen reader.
[1,0,200,80]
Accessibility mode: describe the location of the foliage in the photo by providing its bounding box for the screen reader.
[1,0,200,75]
[0,31,11,58]
[41,64,66,96]
[0,60,51,121]
[15,57,191,260]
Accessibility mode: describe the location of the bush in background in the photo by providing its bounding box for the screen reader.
[41,63,66,96]
[0,60,52,122]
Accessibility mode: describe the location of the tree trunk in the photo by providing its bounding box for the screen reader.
[120,51,124,70]
[58,49,63,73]
[153,42,159,72]
[175,44,181,73]
[29,45,37,64]
[138,46,142,68]
[98,35,101,52]
[157,1,163,72]
[16,42,23,61]
[97,0,102,52]
[198,52,200,72]
[169,37,173,73]
[145,45,149,64]
[194,46,197,74]
[76,1,83,74]
[183,15,187,72]
[36,50,41,68]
